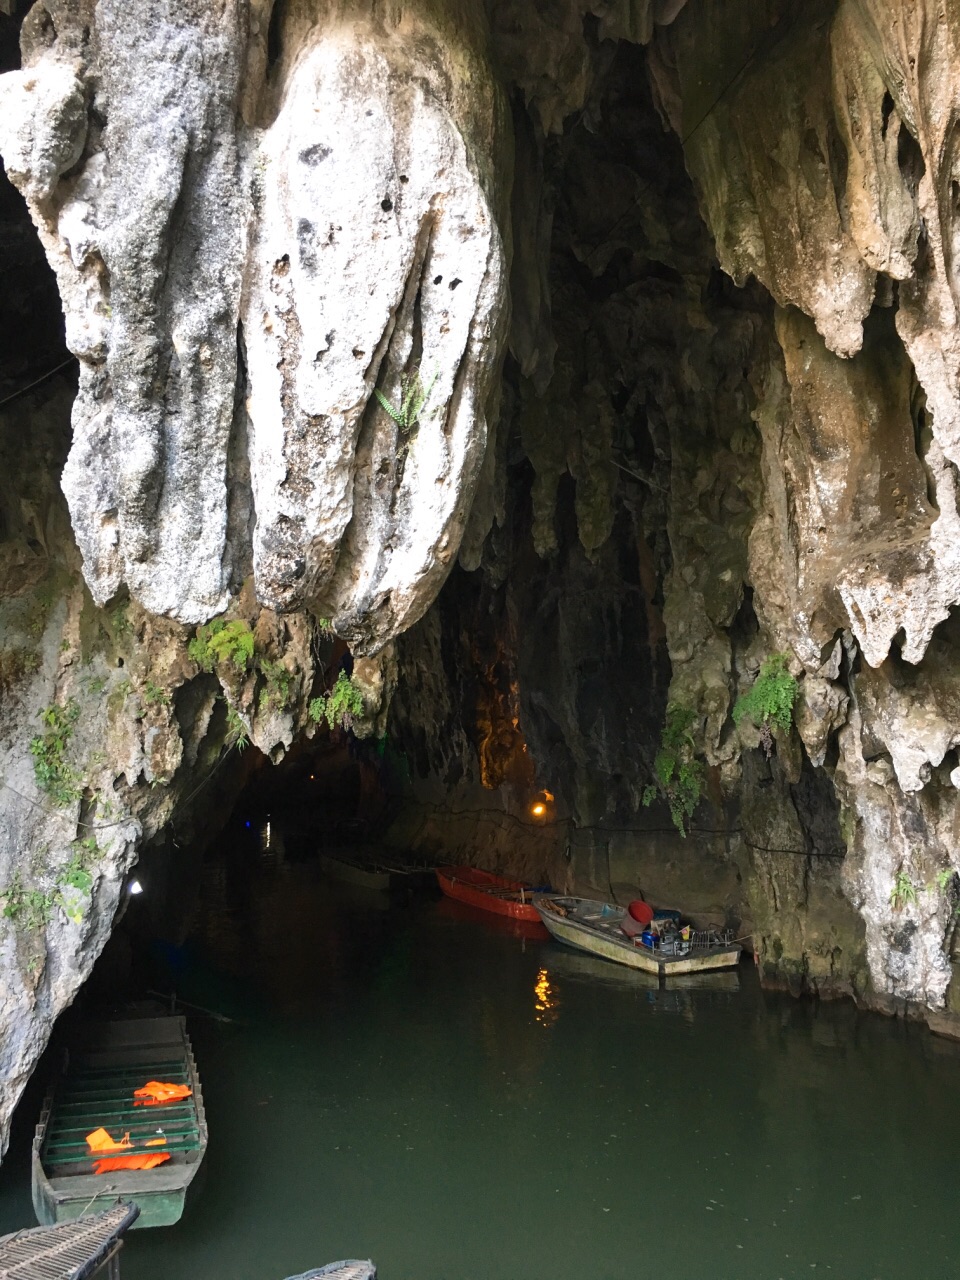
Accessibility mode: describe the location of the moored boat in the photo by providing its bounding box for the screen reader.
[284,1263,377,1280]
[32,1015,208,1229]
[533,894,741,978]
[436,865,545,922]
[318,850,393,891]
[319,848,435,892]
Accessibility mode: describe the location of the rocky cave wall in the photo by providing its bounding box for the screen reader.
[391,0,960,1017]
[2,0,960,1158]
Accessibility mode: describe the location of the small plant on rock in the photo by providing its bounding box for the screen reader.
[30,699,81,806]
[309,671,365,732]
[258,659,293,714]
[225,704,249,752]
[890,869,919,911]
[733,652,798,758]
[374,367,438,440]
[142,680,169,707]
[642,703,703,838]
[188,619,255,673]
[2,873,55,929]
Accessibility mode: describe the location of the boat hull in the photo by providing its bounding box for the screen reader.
[436,866,542,922]
[318,852,392,891]
[534,895,741,977]
[32,1163,198,1228]
[32,1015,208,1230]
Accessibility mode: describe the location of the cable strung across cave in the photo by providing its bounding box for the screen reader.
[0,355,78,409]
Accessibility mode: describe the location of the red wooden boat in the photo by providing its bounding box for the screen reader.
[435,866,544,922]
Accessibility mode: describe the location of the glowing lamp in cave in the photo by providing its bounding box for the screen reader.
[128,878,144,896]
[531,802,546,817]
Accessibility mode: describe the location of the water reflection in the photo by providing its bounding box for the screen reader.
[533,967,560,1027]
[4,850,960,1280]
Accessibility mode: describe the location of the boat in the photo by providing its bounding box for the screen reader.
[284,1263,377,1280]
[32,1015,208,1229]
[318,848,435,892]
[533,895,741,977]
[435,893,548,940]
[318,850,393,891]
[435,865,546,922]
[0,1200,139,1278]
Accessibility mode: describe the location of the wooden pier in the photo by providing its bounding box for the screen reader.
[0,1201,138,1279]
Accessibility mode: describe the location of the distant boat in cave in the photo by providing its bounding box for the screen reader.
[318,849,394,891]
[435,865,547,923]
[318,848,435,892]
[32,1015,208,1229]
[533,895,742,978]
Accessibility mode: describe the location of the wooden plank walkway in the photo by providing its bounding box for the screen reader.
[0,1202,138,1279]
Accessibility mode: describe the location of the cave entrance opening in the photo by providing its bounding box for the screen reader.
[82,725,411,1019]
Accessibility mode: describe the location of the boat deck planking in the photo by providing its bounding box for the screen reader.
[33,1017,207,1230]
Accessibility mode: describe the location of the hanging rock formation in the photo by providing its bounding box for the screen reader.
[0,0,507,644]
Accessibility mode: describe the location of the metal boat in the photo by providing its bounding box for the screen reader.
[32,1016,207,1229]
[284,1264,377,1280]
[533,894,741,977]
[436,865,545,922]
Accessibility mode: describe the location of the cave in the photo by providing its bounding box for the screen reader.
[2,0,960,1273]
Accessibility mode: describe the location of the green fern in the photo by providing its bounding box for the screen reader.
[188,619,255,673]
[641,703,703,838]
[258,659,293,714]
[733,653,798,757]
[309,671,365,731]
[890,870,918,911]
[225,704,249,752]
[374,368,438,437]
[30,700,82,806]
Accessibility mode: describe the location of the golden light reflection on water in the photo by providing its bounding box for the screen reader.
[534,967,560,1027]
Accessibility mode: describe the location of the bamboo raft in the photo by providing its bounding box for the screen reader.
[32,1016,207,1229]
[0,1201,139,1279]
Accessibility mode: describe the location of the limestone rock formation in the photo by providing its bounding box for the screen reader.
[4,0,960,1166]
[0,0,507,645]
[0,0,508,1156]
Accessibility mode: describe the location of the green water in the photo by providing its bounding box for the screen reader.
[2,859,959,1279]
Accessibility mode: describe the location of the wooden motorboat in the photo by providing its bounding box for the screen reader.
[0,1200,139,1278]
[533,895,741,978]
[33,1016,208,1229]
[435,866,545,922]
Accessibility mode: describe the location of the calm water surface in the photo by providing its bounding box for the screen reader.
[2,856,959,1280]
